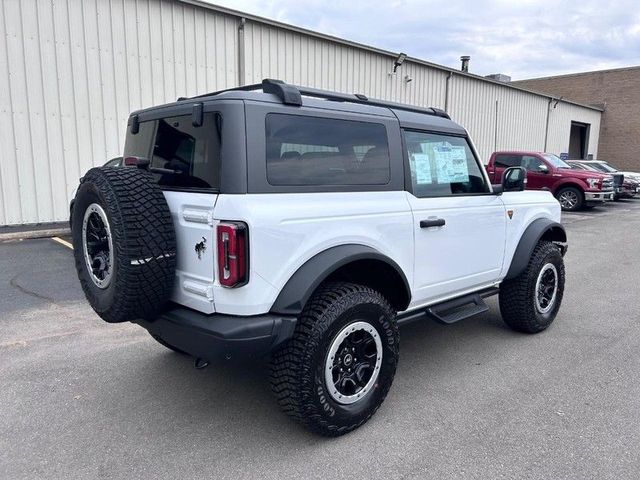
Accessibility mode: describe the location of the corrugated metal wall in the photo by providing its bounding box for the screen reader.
[546,102,601,158]
[0,0,602,226]
[0,0,238,226]
[244,20,601,163]
[448,74,550,160]
[243,22,448,109]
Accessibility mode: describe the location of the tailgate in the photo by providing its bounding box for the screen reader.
[163,191,218,313]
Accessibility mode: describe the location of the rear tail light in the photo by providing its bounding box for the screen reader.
[216,222,248,288]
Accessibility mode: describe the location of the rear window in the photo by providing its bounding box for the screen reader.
[123,113,221,190]
[265,114,391,186]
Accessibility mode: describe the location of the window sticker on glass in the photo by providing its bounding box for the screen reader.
[412,153,432,184]
[433,146,469,184]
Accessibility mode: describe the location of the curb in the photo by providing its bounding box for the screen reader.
[0,228,71,242]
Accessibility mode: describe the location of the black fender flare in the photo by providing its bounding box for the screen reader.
[270,244,411,315]
[505,218,567,280]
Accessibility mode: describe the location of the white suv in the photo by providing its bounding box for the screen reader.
[70,79,567,436]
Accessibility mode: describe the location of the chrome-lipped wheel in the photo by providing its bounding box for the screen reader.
[558,190,579,210]
[325,321,383,405]
[535,263,558,314]
[82,203,114,289]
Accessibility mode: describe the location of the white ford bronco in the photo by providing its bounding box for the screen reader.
[71,79,567,436]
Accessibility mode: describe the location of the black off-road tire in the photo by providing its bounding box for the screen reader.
[270,282,399,437]
[71,167,176,323]
[499,241,565,333]
[556,186,584,211]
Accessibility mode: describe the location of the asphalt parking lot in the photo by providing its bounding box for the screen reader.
[2,199,640,480]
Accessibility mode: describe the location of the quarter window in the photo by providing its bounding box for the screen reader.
[404,131,489,197]
[123,121,155,158]
[265,114,391,186]
[150,113,221,189]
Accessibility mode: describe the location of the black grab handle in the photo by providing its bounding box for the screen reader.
[420,218,446,228]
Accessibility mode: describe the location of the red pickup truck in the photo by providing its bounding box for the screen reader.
[486,151,614,211]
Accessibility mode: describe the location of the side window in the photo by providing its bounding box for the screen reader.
[404,130,489,197]
[495,154,522,168]
[123,120,155,158]
[150,113,221,189]
[522,155,545,172]
[265,113,391,186]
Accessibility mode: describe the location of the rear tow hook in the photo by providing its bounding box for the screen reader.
[194,358,209,370]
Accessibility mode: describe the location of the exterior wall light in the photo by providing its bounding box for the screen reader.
[392,53,407,73]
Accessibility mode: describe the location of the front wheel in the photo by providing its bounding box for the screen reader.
[270,282,399,436]
[556,186,584,211]
[499,241,565,333]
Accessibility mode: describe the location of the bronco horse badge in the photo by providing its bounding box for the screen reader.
[195,237,207,259]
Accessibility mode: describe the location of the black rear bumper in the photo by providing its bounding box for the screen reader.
[135,307,297,361]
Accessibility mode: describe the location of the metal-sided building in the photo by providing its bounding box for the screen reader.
[0,0,603,226]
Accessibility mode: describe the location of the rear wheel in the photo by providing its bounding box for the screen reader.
[556,186,584,211]
[270,282,399,436]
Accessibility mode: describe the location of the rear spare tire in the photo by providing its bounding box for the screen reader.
[71,167,176,323]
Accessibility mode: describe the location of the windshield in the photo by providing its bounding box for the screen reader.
[542,154,571,169]
[574,163,601,173]
[596,162,617,173]
[586,162,614,173]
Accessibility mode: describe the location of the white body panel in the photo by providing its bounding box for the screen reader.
[163,188,560,317]
[211,192,414,315]
[405,193,506,309]
[620,171,640,182]
[498,190,562,278]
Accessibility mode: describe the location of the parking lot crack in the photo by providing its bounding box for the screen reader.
[9,274,57,305]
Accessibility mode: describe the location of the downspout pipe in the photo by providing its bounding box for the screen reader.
[238,17,246,86]
[444,71,453,113]
[543,97,552,152]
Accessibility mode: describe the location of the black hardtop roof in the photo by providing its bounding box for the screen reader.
[130,79,467,135]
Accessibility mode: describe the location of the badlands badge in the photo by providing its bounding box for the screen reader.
[507,209,514,219]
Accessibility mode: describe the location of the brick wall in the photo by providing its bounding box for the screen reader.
[513,67,640,171]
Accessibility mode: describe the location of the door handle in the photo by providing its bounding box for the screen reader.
[420,218,446,228]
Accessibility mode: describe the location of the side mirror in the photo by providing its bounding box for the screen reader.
[502,166,527,192]
[538,164,549,174]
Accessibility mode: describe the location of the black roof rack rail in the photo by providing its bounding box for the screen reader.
[294,84,450,119]
[184,78,450,119]
[185,82,263,100]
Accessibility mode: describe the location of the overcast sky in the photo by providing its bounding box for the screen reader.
[208,0,640,80]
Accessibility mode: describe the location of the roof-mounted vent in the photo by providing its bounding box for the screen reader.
[485,73,511,83]
[460,55,470,72]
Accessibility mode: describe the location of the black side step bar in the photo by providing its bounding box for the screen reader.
[397,287,498,326]
[427,293,489,324]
